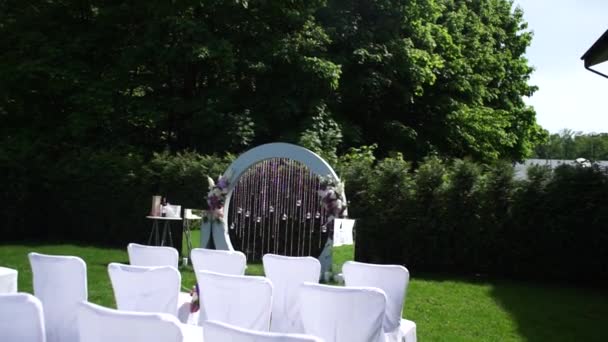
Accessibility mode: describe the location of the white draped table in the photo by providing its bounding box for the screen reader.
[0,266,18,293]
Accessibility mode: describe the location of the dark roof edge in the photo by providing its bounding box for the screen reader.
[581,29,608,67]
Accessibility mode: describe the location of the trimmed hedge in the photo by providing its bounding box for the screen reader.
[340,151,608,284]
[1,149,233,246]
[3,144,607,283]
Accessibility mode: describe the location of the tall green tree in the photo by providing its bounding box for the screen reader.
[0,0,340,156]
[319,0,545,161]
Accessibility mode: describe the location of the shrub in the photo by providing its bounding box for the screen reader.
[2,149,234,247]
[348,156,608,284]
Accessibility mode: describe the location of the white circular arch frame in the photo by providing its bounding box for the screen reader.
[202,142,344,276]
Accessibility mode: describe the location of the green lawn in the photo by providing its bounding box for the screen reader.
[2,241,607,341]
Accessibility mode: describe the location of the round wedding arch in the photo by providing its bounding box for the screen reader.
[201,142,347,276]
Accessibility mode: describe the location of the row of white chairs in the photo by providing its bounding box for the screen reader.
[126,244,416,342]
[0,293,321,341]
[0,245,416,342]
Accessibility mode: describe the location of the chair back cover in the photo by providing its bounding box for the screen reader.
[0,266,18,293]
[127,243,179,269]
[108,263,180,316]
[263,254,321,333]
[204,320,324,342]
[196,270,272,330]
[78,301,183,342]
[298,283,386,342]
[0,293,46,342]
[29,252,87,342]
[343,261,409,333]
[191,248,246,275]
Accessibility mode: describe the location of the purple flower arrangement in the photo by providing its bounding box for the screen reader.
[190,284,200,313]
[205,175,230,222]
[317,175,347,227]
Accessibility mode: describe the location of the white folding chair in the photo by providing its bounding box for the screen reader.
[298,282,386,342]
[126,244,193,322]
[127,243,179,269]
[343,261,416,342]
[190,248,246,275]
[108,263,180,316]
[196,270,272,330]
[0,266,18,293]
[0,293,46,342]
[29,252,87,342]
[263,254,321,333]
[204,320,324,342]
[77,301,191,342]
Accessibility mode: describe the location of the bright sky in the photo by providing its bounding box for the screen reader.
[514,0,608,134]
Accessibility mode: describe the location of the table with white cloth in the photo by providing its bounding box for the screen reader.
[0,266,18,293]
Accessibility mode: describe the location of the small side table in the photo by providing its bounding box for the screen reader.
[146,216,183,247]
[183,212,202,259]
[0,266,18,293]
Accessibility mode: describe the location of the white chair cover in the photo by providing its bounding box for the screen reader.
[108,263,180,316]
[343,261,416,342]
[29,252,87,342]
[298,282,386,342]
[0,293,46,342]
[191,248,246,275]
[204,320,324,342]
[127,243,179,269]
[78,301,185,342]
[263,254,321,333]
[125,244,193,323]
[196,270,272,330]
[0,266,18,293]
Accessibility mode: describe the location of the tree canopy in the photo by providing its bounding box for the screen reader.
[1,0,543,162]
[534,129,608,161]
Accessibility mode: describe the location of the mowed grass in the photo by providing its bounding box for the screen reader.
[2,240,608,341]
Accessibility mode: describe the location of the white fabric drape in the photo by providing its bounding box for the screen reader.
[190,248,246,275]
[29,252,87,342]
[263,254,320,333]
[204,320,324,342]
[127,243,179,269]
[196,270,272,330]
[0,293,46,342]
[108,263,180,316]
[342,261,416,342]
[126,243,193,323]
[0,266,18,293]
[77,301,186,342]
[298,282,386,342]
[332,219,355,247]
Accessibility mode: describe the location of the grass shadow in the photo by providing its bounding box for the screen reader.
[411,272,608,341]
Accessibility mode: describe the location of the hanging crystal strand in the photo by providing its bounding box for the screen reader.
[298,162,304,256]
[240,171,246,244]
[230,178,236,236]
[299,167,306,256]
[276,159,282,255]
[297,162,304,256]
[267,160,272,255]
[306,170,312,256]
[292,161,298,256]
[238,177,242,238]
[280,158,286,255]
[252,165,258,261]
[308,171,314,255]
[251,165,262,260]
[258,160,268,257]
[242,168,251,257]
[286,160,292,256]
[295,163,301,256]
[273,159,279,254]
